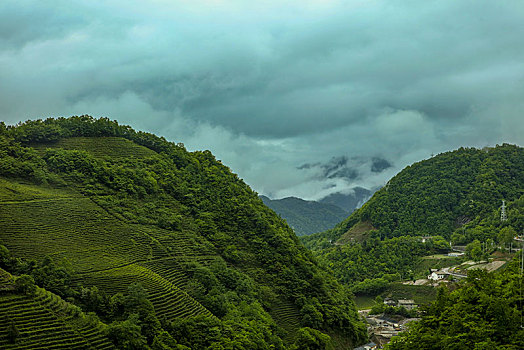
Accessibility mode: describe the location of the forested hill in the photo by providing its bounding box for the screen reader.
[303,145,524,247]
[260,195,348,236]
[0,116,366,349]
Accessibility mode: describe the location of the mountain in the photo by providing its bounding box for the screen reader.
[259,195,348,236]
[0,117,366,349]
[305,145,524,247]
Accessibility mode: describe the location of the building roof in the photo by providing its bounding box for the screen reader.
[354,342,377,350]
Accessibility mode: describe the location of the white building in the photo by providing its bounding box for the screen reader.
[428,270,449,281]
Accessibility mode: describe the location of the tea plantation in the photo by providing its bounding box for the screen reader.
[0,116,366,349]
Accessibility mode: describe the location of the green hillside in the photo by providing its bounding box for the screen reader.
[0,116,366,349]
[0,268,115,350]
[301,145,524,296]
[260,195,348,236]
[304,145,524,246]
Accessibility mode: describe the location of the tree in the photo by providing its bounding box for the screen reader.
[300,302,324,328]
[465,240,483,262]
[431,236,451,252]
[291,327,334,350]
[14,274,37,295]
[107,314,148,350]
[498,226,516,246]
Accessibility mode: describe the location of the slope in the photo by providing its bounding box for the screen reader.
[386,256,524,349]
[0,269,115,350]
[0,116,366,349]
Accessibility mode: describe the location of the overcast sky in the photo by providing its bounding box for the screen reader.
[1,0,523,200]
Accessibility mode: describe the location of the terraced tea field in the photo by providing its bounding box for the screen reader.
[0,179,215,323]
[0,282,115,350]
[76,262,213,320]
[269,298,301,342]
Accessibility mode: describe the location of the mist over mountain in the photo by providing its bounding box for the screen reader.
[260,195,349,236]
[262,156,379,236]
[319,187,373,213]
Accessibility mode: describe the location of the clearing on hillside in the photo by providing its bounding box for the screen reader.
[336,221,377,245]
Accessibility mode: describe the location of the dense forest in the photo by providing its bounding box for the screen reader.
[0,116,366,349]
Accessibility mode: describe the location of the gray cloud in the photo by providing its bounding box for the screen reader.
[1,0,523,200]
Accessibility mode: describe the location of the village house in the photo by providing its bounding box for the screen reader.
[354,342,378,350]
[428,270,450,281]
[383,297,396,306]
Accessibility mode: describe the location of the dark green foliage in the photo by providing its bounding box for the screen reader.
[452,194,524,246]
[107,313,149,350]
[30,255,76,297]
[5,316,19,344]
[304,236,438,286]
[1,249,77,299]
[166,310,286,350]
[465,239,486,262]
[351,278,389,296]
[290,327,334,350]
[300,299,325,329]
[14,274,36,295]
[386,257,524,349]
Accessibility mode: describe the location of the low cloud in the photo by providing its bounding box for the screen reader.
[1,1,523,200]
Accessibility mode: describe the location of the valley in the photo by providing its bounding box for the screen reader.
[0,117,523,349]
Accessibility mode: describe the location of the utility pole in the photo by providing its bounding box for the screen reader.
[501,200,508,222]
[515,235,523,328]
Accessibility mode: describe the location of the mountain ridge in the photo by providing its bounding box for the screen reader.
[260,195,348,236]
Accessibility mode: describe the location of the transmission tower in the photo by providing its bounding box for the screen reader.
[501,200,508,222]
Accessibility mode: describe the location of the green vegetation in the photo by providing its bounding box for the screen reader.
[353,295,377,310]
[452,194,524,247]
[381,283,437,306]
[0,117,366,349]
[260,196,348,236]
[0,268,115,349]
[308,145,524,244]
[302,235,448,288]
[386,256,524,349]
[354,284,437,311]
[301,145,523,305]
